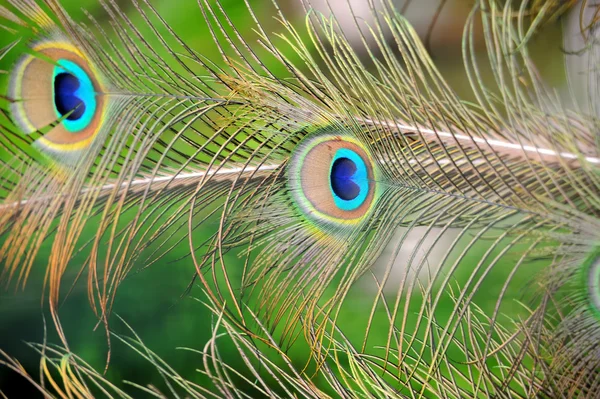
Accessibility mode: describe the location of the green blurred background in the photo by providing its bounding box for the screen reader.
[0,0,569,397]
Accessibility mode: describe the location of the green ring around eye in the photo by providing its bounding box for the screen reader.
[288,133,378,227]
[52,59,97,132]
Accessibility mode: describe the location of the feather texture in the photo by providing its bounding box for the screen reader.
[1,0,599,397]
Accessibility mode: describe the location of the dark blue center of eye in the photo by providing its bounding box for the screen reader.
[330,157,360,201]
[54,73,85,121]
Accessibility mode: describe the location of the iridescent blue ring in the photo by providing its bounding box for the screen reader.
[52,59,97,132]
[329,148,369,211]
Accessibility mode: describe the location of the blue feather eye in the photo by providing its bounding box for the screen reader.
[53,60,97,132]
[8,38,107,165]
[288,133,377,227]
[329,149,369,211]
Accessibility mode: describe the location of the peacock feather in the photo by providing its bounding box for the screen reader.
[0,0,599,397]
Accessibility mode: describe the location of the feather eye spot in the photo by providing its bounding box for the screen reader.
[329,149,369,210]
[55,72,86,119]
[52,60,97,132]
[8,39,107,163]
[331,157,360,200]
[288,132,377,227]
